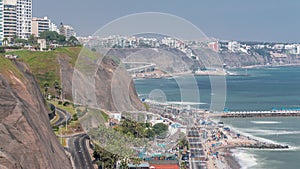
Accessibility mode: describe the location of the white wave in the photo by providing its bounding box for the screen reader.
[224,124,284,145]
[243,128,300,136]
[242,145,300,152]
[251,121,282,124]
[231,149,258,169]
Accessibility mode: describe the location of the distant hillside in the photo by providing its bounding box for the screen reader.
[107,47,300,69]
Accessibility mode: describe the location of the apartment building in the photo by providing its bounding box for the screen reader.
[16,0,32,39]
[4,0,17,41]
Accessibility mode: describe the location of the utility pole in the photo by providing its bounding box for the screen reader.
[60,127,62,144]
[65,114,68,131]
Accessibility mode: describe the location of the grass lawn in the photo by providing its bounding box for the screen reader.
[6,47,82,92]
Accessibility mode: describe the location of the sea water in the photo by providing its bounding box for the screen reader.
[134,66,300,169]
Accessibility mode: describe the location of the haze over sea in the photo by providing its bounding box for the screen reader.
[134,66,300,169]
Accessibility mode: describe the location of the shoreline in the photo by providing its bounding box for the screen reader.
[224,149,241,169]
[205,119,289,169]
[240,63,300,69]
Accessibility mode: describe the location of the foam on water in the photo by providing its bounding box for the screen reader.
[251,121,282,124]
[224,124,287,145]
[231,149,258,169]
[243,128,300,136]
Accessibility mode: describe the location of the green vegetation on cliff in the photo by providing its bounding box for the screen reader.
[0,57,24,80]
[7,47,81,88]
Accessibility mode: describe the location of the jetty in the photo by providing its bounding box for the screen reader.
[211,109,300,118]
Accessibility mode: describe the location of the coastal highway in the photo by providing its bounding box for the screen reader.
[187,129,206,169]
[68,134,94,169]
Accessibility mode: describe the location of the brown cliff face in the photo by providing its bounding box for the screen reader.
[58,49,144,111]
[0,60,71,169]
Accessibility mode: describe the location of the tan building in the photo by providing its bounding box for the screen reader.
[32,17,50,37]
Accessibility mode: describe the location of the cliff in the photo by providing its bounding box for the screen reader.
[0,58,71,169]
[8,47,144,111]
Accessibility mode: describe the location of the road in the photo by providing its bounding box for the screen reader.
[48,104,94,169]
[187,129,207,169]
[52,105,72,127]
[68,134,94,169]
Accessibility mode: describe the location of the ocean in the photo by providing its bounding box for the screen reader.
[134,66,300,169]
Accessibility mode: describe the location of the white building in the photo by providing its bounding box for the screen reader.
[0,0,4,44]
[228,41,240,52]
[59,23,76,40]
[3,0,17,42]
[16,0,32,39]
[49,22,59,33]
[37,38,46,51]
[297,45,300,55]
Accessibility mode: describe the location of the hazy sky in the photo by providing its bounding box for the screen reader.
[34,0,300,42]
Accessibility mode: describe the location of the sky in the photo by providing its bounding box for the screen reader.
[34,0,300,42]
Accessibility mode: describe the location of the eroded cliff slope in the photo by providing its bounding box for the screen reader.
[0,58,71,169]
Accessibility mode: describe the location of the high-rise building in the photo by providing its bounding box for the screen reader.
[32,17,59,37]
[59,23,76,40]
[0,0,4,44]
[3,0,17,42]
[32,17,49,37]
[16,0,32,39]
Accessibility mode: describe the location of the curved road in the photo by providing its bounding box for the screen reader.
[68,134,94,169]
[51,105,72,127]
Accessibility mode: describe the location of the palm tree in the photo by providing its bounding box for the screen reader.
[119,157,129,169]
[2,38,8,47]
[43,82,50,98]
[53,81,60,100]
[132,158,142,169]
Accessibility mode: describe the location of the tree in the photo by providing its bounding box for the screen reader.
[11,35,18,44]
[68,36,80,46]
[58,35,66,45]
[53,81,60,100]
[0,47,5,53]
[39,31,67,45]
[2,38,9,46]
[119,157,129,169]
[43,82,50,98]
[152,123,168,137]
[93,145,119,168]
[15,38,27,46]
[28,35,37,45]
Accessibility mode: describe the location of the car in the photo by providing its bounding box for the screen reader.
[182,155,189,160]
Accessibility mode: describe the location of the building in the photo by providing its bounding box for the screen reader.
[49,21,59,33]
[59,23,76,40]
[0,0,3,44]
[208,41,219,52]
[32,17,50,37]
[3,0,16,42]
[16,0,32,39]
[297,45,300,55]
[228,41,240,52]
[32,16,59,37]
[148,160,180,169]
[37,39,46,51]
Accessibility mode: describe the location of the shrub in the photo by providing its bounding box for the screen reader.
[63,101,70,106]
